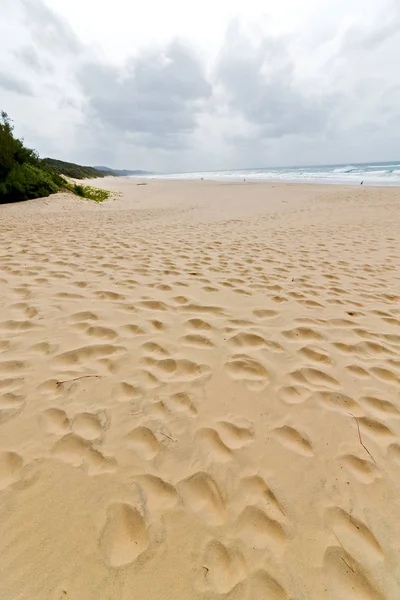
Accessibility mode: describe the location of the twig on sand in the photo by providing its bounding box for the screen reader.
[277,504,287,518]
[333,532,355,573]
[56,375,101,387]
[341,557,355,573]
[159,431,176,443]
[349,412,376,464]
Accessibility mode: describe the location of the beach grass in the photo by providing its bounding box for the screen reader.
[64,182,111,203]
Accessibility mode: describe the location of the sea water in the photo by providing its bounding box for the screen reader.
[142,161,400,186]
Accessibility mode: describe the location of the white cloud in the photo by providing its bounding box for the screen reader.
[1,0,399,170]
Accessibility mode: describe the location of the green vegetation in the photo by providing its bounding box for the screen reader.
[0,111,62,203]
[0,111,112,205]
[63,182,111,203]
[42,158,109,180]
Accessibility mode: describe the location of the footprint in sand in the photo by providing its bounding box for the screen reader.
[282,327,323,341]
[225,354,269,390]
[52,433,116,474]
[9,302,38,319]
[0,377,25,394]
[236,506,286,551]
[323,546,384,600]
[149,319,166,331]
[140,342,169,357]
[0,392,25,411]
[185,318,213,332]
[246,570,290,600]
[346,364,370,378]
[55,344,125,367]
[340,454,381,484]
[278,385,310,405]
[325,507,383,561]
[164,392,198,417]
[202,540,247,594]
[141,356,210,383]
[369,366,399,384]
[227,332,267,352]
[72,412,105,441]
[387,443,400,465]
[0,319,36,332]
[196,428,233,463]
[314,391,362,416]
[180,334,215,349]
[178,471,226,526]
[112,381,143,403]
[290,367,339,389]
[253,309,279,320]
[0,391,25,425]
[357,417,394,444]
[135,474,178,512]
[125,426,160,460]
[29,341,58,355]
[0,359,28,375]
[138,300,169,311]
[216,420,254,449]
[85,326,118,341]
[299,345,332,365]
[239,475,286,520]
[100,503,149,567]
[41,408,70,434]
[0,451,23,490]
[359,395,400,418]
[67,311,99,324]
[121,323,146,336]
[273,425,314,457]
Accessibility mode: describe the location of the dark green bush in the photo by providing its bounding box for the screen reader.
[73,184,85,197]
[0,110,110,204]
[2,163,59,203]
[0,111,60,204]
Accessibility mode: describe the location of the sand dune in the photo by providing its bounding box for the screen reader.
[0,179,400,599]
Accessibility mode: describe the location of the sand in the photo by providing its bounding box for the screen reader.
[0,178,400,600]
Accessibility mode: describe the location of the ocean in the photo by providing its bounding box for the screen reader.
[143,161,400,185]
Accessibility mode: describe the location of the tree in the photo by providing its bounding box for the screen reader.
[0,111,59,204]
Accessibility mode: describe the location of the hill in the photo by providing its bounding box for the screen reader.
[42,160,152,179]
[0,109,150,204]
[0,111,113,204]
[94,166,151,176]
[42,159,109,180]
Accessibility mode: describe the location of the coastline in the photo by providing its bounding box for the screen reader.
[130,159,400,186]
[1,178,399,599]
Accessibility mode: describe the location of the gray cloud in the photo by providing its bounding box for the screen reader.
[215,22,335,141]
[79,41,212,149]
[18,0,81,55]
[2,0,400,170]
[14,44,54,73]
[0,71,33,95]
[339,5,400,52]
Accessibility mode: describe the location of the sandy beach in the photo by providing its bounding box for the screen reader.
[1,178,400,600]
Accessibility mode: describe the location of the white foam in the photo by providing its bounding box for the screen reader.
[138,162,400,186]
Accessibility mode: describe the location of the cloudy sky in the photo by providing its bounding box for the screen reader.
[1,0,399,172]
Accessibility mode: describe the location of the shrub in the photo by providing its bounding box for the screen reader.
[1,163,59,203]
[73,184,85,197]
[0,110,111,204]
[0,111,60,204]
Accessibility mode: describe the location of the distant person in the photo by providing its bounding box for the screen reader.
[360,181,364,185]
